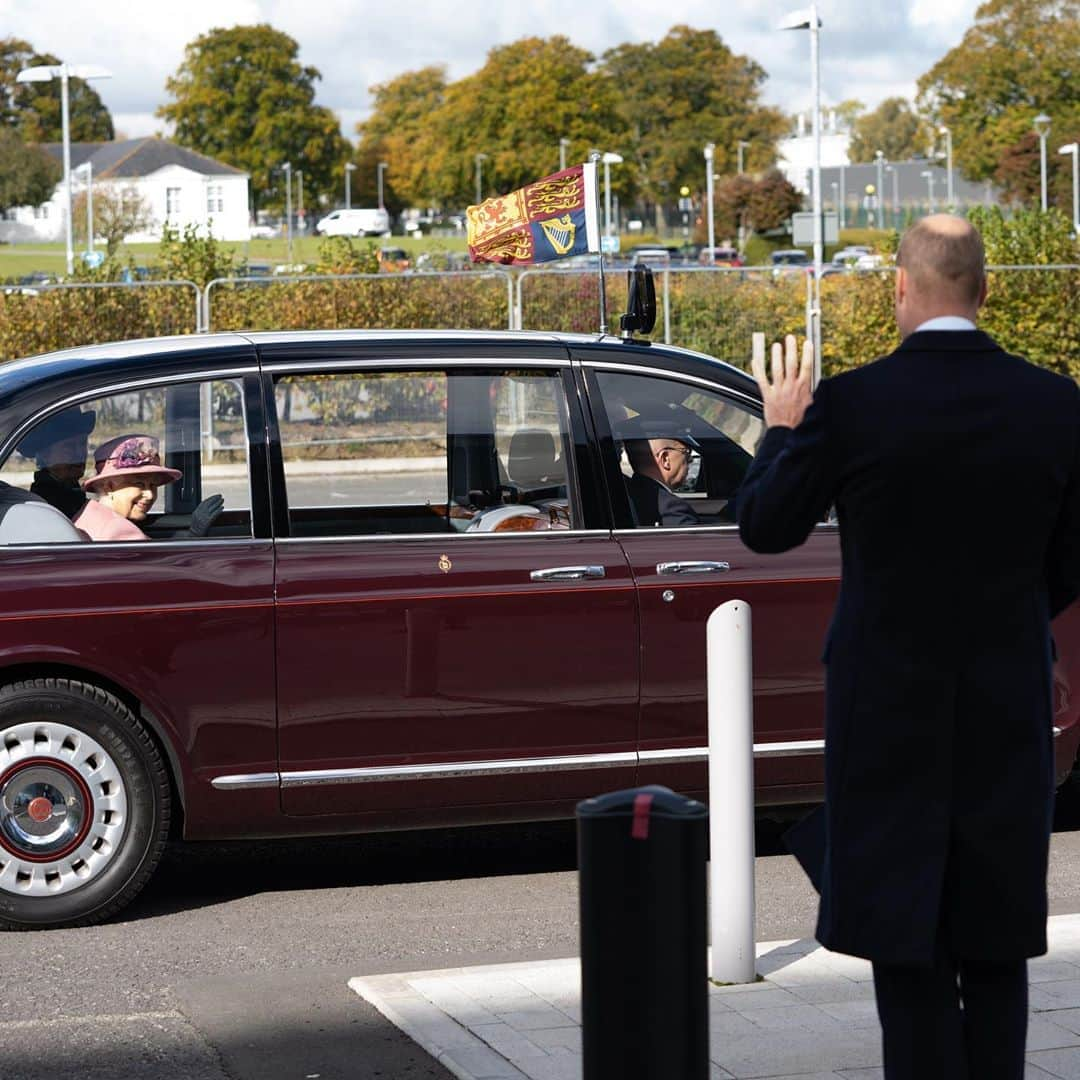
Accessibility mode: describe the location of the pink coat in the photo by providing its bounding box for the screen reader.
[74,499,148,541]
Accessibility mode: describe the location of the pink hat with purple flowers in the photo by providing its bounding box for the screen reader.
[82,434,182,491]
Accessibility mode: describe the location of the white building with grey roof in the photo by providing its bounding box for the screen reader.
[1,137,251,244]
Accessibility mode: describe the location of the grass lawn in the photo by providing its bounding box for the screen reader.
[0,232,470,281]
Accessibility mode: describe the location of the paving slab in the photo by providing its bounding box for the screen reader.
[350,913,1080,1080]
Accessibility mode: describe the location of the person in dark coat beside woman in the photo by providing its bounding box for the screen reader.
[737,215,1080,1079]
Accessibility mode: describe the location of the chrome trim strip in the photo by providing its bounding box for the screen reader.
[211,772,280,791]
[211,739,828,791]
[263,357,571,374]
[638,740,825,763]
[1053,726,1064,737]
[273,529,614,545]
[280,752,638,786]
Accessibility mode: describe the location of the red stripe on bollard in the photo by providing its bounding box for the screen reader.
[631,793,653,840]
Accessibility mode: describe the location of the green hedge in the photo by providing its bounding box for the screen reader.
[2,265,1077,383]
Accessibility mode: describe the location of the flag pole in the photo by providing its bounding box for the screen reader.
[589,152,608,335]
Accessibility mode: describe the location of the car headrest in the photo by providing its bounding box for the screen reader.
[508,428,560,488]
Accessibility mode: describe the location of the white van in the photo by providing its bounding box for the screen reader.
[315,208,391,237]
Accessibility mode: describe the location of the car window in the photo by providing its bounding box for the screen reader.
[0,377,252,543]
[593,369,765,528]
[274,367,578,538]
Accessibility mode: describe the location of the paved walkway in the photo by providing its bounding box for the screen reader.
[349,913,1080,1079]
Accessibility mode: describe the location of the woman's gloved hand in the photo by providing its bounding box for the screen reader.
[187,494,224,538]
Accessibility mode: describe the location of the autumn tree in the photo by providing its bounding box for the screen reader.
[917,0,1080,183]
[354,66,447,211]
[0,127,59,213]
[0,37,113,142]
[404,37,626,209]
[848,98,930,163]
[71,186,153,255]
[713,170,802,238]
[602,26,785,226]
[158,25,351,212]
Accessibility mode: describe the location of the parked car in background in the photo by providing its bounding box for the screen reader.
[831,245,873,266]
[378,247,411,273]
[0,328,1076,930]
[315,208,391,238]
[627,245,677,267]
[769,249,812,277]
[700,246,744,267]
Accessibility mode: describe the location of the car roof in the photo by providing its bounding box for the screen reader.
[0,330,756,446]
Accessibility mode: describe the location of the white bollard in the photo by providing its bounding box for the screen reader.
[707,599,756,984]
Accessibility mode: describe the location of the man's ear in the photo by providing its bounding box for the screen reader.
[895,265,907,307]
[976,274,988,311]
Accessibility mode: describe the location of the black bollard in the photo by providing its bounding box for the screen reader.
[577,785,709,1080]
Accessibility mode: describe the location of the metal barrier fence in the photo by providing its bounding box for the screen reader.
[0,279,201,361]
[204,269,514,333]
[0,265,1076,376]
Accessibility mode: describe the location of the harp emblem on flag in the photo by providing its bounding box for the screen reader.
[539,214,576,255]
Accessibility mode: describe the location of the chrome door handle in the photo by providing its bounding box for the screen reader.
[530,565,606,582]
[656,560,731,575]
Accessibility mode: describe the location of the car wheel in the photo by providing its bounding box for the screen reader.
[0,678,170,930]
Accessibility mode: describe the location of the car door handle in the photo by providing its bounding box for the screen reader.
[656,560,731,575]
[530,565,606,582]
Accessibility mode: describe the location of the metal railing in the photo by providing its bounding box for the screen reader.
[204,269,514,334]
[0,279,201,360]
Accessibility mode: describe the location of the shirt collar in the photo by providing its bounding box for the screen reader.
[914,316,977,332]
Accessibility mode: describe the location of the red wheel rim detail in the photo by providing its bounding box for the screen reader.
[0,756,94,862]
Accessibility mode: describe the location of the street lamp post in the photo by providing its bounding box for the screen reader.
[874,151,885,230]
[297,170,304,235]
[885,165,899,229]
[559,137,570,172]
[921,169,936,213]
[1034,113,1052,211]
[736,139,750,175]
[1060,143,1080,234]
[938,125,954,208]
[704,143,716,259]
[281,161,293,264]
[779,4,823,385]
[377,161,388,210]
[16,61,111,275]
[474,153,488,206]
[839,162,846,228]
[601,152,623,238]
[344,162,356,209]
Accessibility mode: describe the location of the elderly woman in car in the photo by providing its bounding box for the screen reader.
[75,434,222,541]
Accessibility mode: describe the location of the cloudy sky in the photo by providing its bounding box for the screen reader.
[3,0,981,141]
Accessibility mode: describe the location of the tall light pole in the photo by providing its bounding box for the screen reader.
[344,162,356,209]
[601,151,623,238]
[1034,113,1052,211]
[839,162,846,228]
[736,139,750,175]
[1060,143,1080,234]
[559,137,570,172]
[874,150,885,230]
[938,125,954,208]
[16,62,111,275]
[704,143,716,258]
[921,169,936,214]
[779,4,823,385]
[474,153,488,205]
[296,169,304,235]
[377,161,388,210]
[281,161,293,264]
[885,164,899,228]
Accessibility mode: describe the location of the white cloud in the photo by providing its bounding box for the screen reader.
[8,0,982,136]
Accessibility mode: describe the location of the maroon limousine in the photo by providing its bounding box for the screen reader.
[0,328,1077,930]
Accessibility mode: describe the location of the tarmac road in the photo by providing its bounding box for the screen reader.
[3,797,1080,1080]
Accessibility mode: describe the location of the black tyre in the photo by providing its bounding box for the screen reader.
[0,678,170,930]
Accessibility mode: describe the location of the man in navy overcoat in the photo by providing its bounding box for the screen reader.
[737,215,1080,1078]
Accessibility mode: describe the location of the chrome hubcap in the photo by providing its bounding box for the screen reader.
[0,721,128,897]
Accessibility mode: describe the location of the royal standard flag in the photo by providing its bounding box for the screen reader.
[467,162,600,265]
